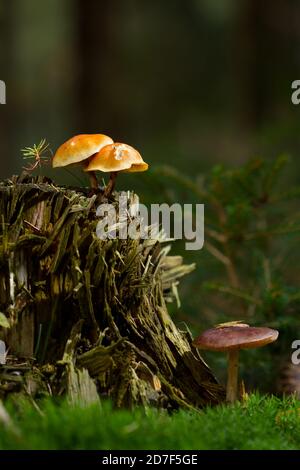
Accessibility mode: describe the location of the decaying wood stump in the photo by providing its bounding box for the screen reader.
[0,175,224,410]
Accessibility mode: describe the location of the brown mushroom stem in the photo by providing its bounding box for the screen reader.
[88,171,99,190]
[226,349,239,403]
[104,171,118,198]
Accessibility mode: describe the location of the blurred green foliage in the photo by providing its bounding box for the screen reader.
[144,156,300,392]
[1,394,300,450]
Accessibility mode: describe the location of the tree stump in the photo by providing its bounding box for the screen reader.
[0,175,224,409]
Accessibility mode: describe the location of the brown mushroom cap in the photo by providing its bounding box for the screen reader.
[52,134,114,168]
[193,326,279,352]
[85,143,148,173]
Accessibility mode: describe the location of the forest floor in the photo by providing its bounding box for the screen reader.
[0,394,299,450]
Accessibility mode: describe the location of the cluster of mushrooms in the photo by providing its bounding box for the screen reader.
[193,321,279,403]
[52,134,149,197]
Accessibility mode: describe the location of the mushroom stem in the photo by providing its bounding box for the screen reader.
[104,171,118,198]
[88,171,98,190]
[226,349,239,403]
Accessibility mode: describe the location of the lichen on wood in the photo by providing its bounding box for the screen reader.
[0,175,224,410]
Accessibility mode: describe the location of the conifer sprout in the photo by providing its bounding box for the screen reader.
[21,139,52,172]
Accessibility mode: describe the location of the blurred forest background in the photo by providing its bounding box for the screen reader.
[1,0,300,394]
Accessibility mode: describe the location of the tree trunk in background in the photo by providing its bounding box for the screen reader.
[234,0,294,129]
[234,0,268,129]
[76,0,118,136]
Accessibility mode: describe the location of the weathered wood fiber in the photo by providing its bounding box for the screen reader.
[0,175,225,409]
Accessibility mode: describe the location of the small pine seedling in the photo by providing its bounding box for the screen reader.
[21,139,52,172]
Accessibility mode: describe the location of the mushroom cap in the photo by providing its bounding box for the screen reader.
[85,143,149,173]
[215,321,249,329]
[193,326,279,352]
[122,163,149,173]
[52,134,114,168]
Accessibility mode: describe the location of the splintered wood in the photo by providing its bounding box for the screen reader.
[0,175,224,409]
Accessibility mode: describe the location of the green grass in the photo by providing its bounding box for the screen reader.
[1,394,300,450]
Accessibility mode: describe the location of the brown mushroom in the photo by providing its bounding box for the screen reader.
[193,323,279,403]
[85,142,149,198]
[52,134,114,189]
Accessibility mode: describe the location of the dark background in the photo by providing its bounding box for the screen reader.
[1,0,299,180]
[1,0,300,391]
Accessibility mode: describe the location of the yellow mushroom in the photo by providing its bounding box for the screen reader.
[52,134,114,189]
[85,143,149,198]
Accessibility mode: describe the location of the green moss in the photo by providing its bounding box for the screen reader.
[1,394,300,450]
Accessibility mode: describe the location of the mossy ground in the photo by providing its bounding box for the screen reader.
[0,394,300,450]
